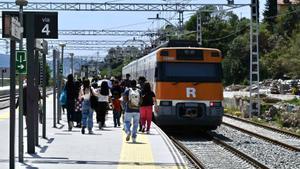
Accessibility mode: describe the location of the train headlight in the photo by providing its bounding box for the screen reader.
[209,102,222,107]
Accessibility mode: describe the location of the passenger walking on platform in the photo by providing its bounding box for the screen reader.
[65,74,76,131]
[140,82,157,134]
[137,76,146,89]
[111,80,122,127]
[94,81,111,129]
[137,76,147,132]
[74,80,82,127]
[79,79,96,134]
[124,74,131,88]
[123,80,141,143]
[120,80,127,129]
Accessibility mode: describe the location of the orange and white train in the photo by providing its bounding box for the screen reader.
[122,40,224,130]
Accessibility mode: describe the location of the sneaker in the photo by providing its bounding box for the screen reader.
[98,122,102,130]
[142,128,145,133]
[132,137,136,143]
[146,130,150,134]
[126,133,130,141]
[88,130,94,134]
[68,122,73,131]
[81,127,85,134]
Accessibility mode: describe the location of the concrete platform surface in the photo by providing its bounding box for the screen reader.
[0,95,187,169]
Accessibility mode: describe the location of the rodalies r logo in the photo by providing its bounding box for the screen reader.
[186,87,196,98]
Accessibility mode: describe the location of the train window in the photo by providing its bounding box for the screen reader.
[155,67,158,78]
[160,50,169,56]
[176,49,203,60]
[156,62,222,82]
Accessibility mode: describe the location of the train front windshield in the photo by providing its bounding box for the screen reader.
[157,62,222,82]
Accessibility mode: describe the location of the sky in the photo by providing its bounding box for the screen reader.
[0,0,267,60]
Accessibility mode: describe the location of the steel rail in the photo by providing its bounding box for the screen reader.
[224,114,300,139]
[169,136,206,169]
[0,91,53,110]
[222,122,300,152]
[207,132,269,169]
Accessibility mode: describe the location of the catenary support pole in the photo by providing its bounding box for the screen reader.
[26,13,36,154]
[42,52,47,139]
[53,50,57,128]
[18,3,25,162]
[9,40,16,169]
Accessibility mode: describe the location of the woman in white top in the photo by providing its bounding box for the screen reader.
[94,81,111,129]
[78,79,97,134]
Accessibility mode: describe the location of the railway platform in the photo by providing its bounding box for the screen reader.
[0,95,187,169]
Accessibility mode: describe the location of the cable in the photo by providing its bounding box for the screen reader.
[104,0,125,3]
[103,21,153,30]
[204,25,249,42]
[201,7,300,42]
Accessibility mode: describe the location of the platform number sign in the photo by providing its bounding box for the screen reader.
[35,12,58,39]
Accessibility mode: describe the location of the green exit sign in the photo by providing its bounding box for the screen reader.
[16,50,27,75]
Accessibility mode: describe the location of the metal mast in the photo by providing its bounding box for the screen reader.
[249,0,260,117]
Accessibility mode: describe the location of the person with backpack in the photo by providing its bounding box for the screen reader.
[94,81,111,129]
[123,80,141,143]
[140,82,157,134]
[78,79,97,134]
[65,74,76,131]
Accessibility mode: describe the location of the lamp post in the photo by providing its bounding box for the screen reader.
[58,43,65,122]
[70,53,74,75]
[16,0,28,164]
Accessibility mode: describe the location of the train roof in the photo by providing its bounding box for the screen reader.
[150,40,199,52]
[150,40,221,52]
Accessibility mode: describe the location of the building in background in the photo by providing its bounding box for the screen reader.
[277,0,300,12]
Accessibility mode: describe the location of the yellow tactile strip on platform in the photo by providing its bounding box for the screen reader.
[0,112,9,121]
[118,131,183,169]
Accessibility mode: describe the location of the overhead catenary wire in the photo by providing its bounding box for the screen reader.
[103,21,154,30]
[201,7,300,43]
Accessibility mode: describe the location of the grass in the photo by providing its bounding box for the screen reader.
[224,107,242,117]
[225,105,300,135]
[284,98,300,106]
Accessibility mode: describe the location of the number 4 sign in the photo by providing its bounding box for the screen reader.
[42,24,50,36]
[35,13,58,39]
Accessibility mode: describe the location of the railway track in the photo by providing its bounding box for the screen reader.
[170,136,206,169]
[224,114,300,139]
[216,125,300,168]
[0,90,53,110]
[170,134,267,169]
[223,115,300,152]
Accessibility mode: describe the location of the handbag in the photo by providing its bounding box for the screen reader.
[90,88,98,110]
[59,87,67,106]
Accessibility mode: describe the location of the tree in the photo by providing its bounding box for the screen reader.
[263,0,278,32]
[223,34,250,85]
[276,4,300,37]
